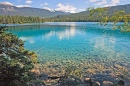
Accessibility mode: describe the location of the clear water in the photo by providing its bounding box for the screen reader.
[8,22,130,79]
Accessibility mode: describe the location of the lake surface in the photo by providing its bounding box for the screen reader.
[8,22,130,80]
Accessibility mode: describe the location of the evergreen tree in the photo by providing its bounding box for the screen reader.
[0,26,37,86]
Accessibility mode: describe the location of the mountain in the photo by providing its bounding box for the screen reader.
[0,3,130,21]
[49,4,130,22]
[0,3,68,18]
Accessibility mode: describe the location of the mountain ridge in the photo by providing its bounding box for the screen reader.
[0,3,69,18]
[48,4,130,22]
[0,3,130,20]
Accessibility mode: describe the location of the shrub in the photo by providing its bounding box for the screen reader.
[0,26,37,86]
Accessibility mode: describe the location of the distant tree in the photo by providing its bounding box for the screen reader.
[0,26,37,86]
[0,16,43,24]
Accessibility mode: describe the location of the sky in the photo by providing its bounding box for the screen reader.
[0,0,130,13]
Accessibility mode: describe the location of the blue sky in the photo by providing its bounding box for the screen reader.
[0,0,130,13]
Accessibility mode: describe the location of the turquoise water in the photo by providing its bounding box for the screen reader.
[8,22,130,78]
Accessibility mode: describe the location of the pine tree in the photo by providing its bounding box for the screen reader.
[0,26,37,86]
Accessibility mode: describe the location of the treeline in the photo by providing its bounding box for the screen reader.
[0,14,130,24]
[47,16,100,22]
[47,14,130,22]
[0,15,46,24]
[0,15,106,24]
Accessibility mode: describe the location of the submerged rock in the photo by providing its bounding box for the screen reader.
[84,78,91,83]
[118,80,125,86]
[93,81,100,86]
[39,73,49,80]
[27,80,46,86]
[31,69,40,76]
[84,78,100,86]
[102,81,113,86]
[60,76,83,86]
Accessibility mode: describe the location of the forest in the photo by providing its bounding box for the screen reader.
[0,15,43,24]
[0,15,99,24]
[0,14,130,24]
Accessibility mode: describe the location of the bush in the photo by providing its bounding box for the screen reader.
[0,26,37,86]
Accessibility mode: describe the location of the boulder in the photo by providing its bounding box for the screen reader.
[39,73,49,80]
[84,78,91,83]
[84,78,100,86]
[102,81,113,86]
[93,81,100,86]
[118,80,125,86]
[31,69,40,76]
[60,76,83,86]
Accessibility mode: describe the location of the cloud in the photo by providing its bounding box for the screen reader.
[77,9,86,12]
[25,0,33,4]
[42,3,85,13]
[104,0,120,7]
[40,2,49,7]
[90,0,98,2]
[55,3,77,13]
[94,0,120,7]
[95,0,107,5]
[43,7,55,12]
[112,0,120,4]
[0,1,13,6]
[16,5,31,7]
[44,3,49,6]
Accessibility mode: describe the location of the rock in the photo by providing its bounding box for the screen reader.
[114,64,122,69]
[31,69,40,76]
[92,81,100,86]
[84,78,91,83]
[28,80,46,86]
[102,81,113,86]
[60,76,83,86]
[84,78,93,86]
[33,81,45,86]
[84,78,100,86]
[39,73,49,80]
[118,80,125,86]
[78,84,90,86]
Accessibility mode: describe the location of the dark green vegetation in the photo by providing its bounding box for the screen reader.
[0,15,43,24]
[0,26,38,86]
[0,3,68,18]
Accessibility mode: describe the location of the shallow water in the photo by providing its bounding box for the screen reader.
[8,22,130,80]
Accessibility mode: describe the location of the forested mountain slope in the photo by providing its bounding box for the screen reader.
[0,3,68,18]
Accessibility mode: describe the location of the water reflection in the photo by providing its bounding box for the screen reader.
[93,34,116,53]
[43,26,76,40]
[58,26,76,40]
[7,22,130,58]
[20,37,35,44]
[94,36,105,49]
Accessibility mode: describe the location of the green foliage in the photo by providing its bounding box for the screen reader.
[0,15,42,24]
[87,7,130,32]
[0,26,37,86]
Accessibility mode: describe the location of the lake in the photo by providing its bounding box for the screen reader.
[8,22,130,81]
